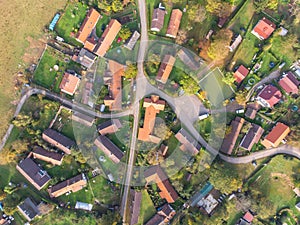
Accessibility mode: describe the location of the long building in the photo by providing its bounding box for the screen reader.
[32,146,64,166]
[156,55,176,85]
[166,9,182,38]
[175,128,201,155]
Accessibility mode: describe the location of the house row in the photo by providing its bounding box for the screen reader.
[145,203,176,225]
[151,6,182,38]
[175,128,201,155]
[129,190,142,225]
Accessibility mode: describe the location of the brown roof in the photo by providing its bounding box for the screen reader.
[84,36,97,52]
[175,128,201,155]
[130,190,142,225]
[144,166,178,203]
[94,135,124,163]
[17,158,51,190]
[43,129,75,149]
[278,71,300,94]
[257,85,282,108]
[94,19,121,57]
[220,117,245,155]
[145,214,165,225]
[262,122,290,148]
[97,119,122,135]
[245,103,260,119]
[138,96,165,142]
[71,111,95,127]
[48,174,87,198]
[239,124,264,151]
[166,9,182,38]
[76,8,101,44]
[234,65,249,84]
[158,203,175,219]
[33,146,64,162]
[156,55,176,84]
[177,48,201,70]
[59,72,80,95]
[252,17,276,40]
[151,8,165,32]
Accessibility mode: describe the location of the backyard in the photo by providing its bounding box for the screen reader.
[137,190,156,225]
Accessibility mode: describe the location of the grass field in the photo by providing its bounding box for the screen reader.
[0,0,67,140]
[138,190,156,225]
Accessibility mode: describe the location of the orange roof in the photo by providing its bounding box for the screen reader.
[156,55,176,84]
[138,96,165,142]
[84,37,97,52]
[59,72,80,95]
[252,17,276,40]
[76,8,101,44]
[234,65,249,84]
[166,9,182,38]
[94,19,121,57]
[262,122,290,148]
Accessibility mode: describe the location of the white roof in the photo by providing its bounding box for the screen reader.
[75,202,93,211]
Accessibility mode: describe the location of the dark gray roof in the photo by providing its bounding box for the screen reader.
[97,119,122,131]
[72,111,95,124]
[95,135,124,161]
[48,173,86,194]
[43,129,75,149]
[177,48,201,70]
[75,48,97,69]
[33,146,64,161]
[17,198,40,221]
[145,214,165,225]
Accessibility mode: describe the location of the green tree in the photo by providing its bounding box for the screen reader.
[235,90,247,105]
[111,0,123,12]
[207,29,233,60]
[12,114,33,127]
[179,75,200,95]
[119,27,132,41]
[222,72,235,85]
[124,62,138,79]
[153,122,172,140]
[206,0,232,18]
[146,148,164,165]
[188,4,206,23]
[98,0,112,12]
[254,0,278,11]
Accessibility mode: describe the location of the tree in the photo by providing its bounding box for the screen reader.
[222,72,235,85]
[254,0,278,11]
[235,90,247,105]
[179,74,200,95]
[153,122,172,140]
[97,0,112,12]
[207,29,233,60]
[119,27,132,41]
[111,0,123,12]
[12,114,33,128]
[175,29,188,45]
[205,0,232,18]
[188,4,206,23]
[124,62,138,79]
[146,149,164,165]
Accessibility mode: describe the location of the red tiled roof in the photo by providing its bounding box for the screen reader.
[84,36,97,52]
[257,85,282,107]
[59,72,80,96]
[234,65,249,83]
[156,55,176,84]
[262,122,290,148]
[243,211,254,223]
[252,17,276,40]
[278,71,300,94]
[166,9,182,38]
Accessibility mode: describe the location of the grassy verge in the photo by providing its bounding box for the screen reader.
[138,190,156,225]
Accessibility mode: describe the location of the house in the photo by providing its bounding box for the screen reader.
[278,71,300,94]
[234,65,249,84]
[17,198,40,222]
[97,119,122,135]
[156,55,176,85]
[256,85,282,108]
[81,81,93,105]
[197,189,221,216]
[103,60,125,111]
[175,128,201,155]
[245,103,260,120]
[146,203,176,225]
[150,8,165,32]
[239,124,264,151]
[217,17,227,28]
[16,158,51,190]
[130,190,142,225]
[138,95,165,143]
[145,214,165,225]
[94,19,121,57]
[251,17,276,40]
[229,34,242,52]
[42,128,75,154]
[32,146,64,166]
[237,211,254,225]
[76,8,101,44]
[261,122,290,148]
[72,48,97,69]
[220,117,245,155]
[71,111,95,127]
[48,173,87,198]
[177,48,201,71]
[59,72,80,96]
[84,36,98,52]
[124,31,140,50]
[144,166,178,203]
[75,202,93,211]
[94,135,124,163]
[159,144,168,157]
[166,9,182,38]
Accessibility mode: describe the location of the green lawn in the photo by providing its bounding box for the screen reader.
[258,51,279,76]
[55,2,88,45]
[138,190,156,225]
[194,117,212,142]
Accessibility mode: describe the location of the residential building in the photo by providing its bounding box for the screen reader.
[42,128,75,154]
[48,173,87,198]
[144,166,178,203]
[146,203,176,225]
[220,117,245,155]
[145,214,165,225]
[197,189,221,216]
[229,34,242,52]
[239,124,264,151]
[32,146,64,166]
[256,85,282,108]
[138,96,165,143]
[130,190,142,225]
[76,8,101,44]
[156,55,176,85]
[84,36,98,52]
[175,128,201,155]
[177,48,201,71]
[97,119,122,135]
[124,31,140,50]
[237,211,254,225]
[16,158,51,190]
[72,48,97,69]
[75,202,93,211]
[94,19,121,57]
[150,8,165,32]
[17,198,40,222]
[261,122,290,148]
[103,60,125,111]
[278,71,300,94]
[159,144,168,157]
[251,17,276,40]
[71,111,95,127]
[245,103,260,120]
[234,65,249,84]
[94,135,124,163]
[59,72,80,96]
[166,9,182,38]
[217,17,227,28]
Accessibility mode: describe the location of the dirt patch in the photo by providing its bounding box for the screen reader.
[23,36,47,65]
